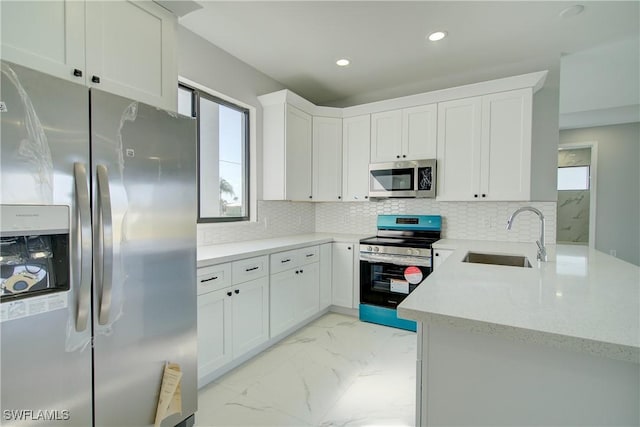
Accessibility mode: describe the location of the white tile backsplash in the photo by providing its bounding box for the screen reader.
[198,199,557,246]
[315,199,557,244]
[198,201,315,246]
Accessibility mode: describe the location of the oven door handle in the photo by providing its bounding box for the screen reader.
[360,252,431,267]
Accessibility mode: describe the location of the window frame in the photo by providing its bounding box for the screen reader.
[179,82,251,223]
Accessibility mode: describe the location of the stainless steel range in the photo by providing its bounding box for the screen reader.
[359,215,441,331]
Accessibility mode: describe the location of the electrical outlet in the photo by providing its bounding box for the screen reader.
[609,249,617,257]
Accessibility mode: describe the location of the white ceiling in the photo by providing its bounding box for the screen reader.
[179,1,640,113]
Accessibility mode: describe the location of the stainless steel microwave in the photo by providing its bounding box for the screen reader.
[369,159,436,198]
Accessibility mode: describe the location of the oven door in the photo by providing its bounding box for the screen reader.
[360,252,432,308]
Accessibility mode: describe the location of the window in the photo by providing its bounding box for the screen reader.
[557,166,590,191]
[178,84,249,222]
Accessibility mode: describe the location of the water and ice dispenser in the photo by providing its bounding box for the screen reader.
[0,205,70,301]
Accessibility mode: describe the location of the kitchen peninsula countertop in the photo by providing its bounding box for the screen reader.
[398,239,640,363]
[197,233,369,268]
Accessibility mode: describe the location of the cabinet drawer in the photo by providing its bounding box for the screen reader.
[270,249,299,274]
[298,245,319,265]
[197,263,232,295]
[232,256,269,284]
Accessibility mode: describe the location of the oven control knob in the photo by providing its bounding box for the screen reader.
[367,246,372,251]
[407,249,413,255]
[373,247,379,252]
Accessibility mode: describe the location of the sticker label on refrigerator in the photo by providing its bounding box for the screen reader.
[0,292,68,323]
[0,101,7,112]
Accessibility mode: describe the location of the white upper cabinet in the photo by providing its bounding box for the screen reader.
[262,102,313,201]
[370,110,402,162]
[85,1,177,111]
[370,104,437,163]
[436,97,483,201]
[1,0,86,83]
[285,105,313,201]
[437,88,533,201]
[1,0,177,111]
[342,115,371,202]
[313,116,343,201]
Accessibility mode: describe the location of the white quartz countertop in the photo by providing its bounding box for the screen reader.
[197,233,370,268]
[398,239,640,363]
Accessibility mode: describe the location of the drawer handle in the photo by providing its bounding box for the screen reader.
[245,266,259,272]
[305,253,315,258]
[281,259,291,263]
[200,276,219,283]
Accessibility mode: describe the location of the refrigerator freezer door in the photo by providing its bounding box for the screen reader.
[0,61,93,425]
[89,89,197,427]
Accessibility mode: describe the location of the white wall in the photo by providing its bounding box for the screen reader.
[560,123,640,266]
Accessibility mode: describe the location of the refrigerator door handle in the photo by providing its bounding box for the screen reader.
[96,164,114,325]
[74,163,92,332]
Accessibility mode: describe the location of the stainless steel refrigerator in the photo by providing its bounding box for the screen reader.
[0,61,197,426]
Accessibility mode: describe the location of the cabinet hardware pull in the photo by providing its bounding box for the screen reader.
[474,194,478,198]
[73,68,83,77]
[347,247,351,250]
[396,155,400,159]
[234,289,240,294]
[306,254,314,257]
[402,155,406,158]
[338,196,341,199]
[300,269,304,273]
[295,270,299,274]
[245,266,259,272]
[281,259,291,263]
[364,196,368,199]
[435,253,440,256]
[200,276,219,283]
[227,291,232,297]
[481,194,486,198]
[309,195,312,199]
[92,75,101,84]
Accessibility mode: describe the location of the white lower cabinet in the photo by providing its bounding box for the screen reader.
[319,243,333,310]
[270,246,321,337]
[197,256,268,386]
[197,288,232,380]
[331,242,356,308]
[433,249,454,270]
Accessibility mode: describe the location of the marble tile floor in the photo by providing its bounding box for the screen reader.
[196,312,417,427]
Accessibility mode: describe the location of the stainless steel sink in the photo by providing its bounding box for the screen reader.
[462,251,532,268]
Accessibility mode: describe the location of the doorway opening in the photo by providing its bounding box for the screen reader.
[557,142,598,247]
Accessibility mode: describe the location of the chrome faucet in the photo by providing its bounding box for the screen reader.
[506,206,547,262]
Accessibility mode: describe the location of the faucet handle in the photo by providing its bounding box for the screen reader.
[536,240,548,261]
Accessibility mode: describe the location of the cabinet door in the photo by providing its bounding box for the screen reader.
[285,105,313,200]
[331,243,355,308]
[0,0,85,84]
[197,289,232,383]
[403,104,437,160]
[481,89,533,200]
[342,115,371,202]
[231,277,269,356]
[433,249,454,270]
[313,116,343,201]
[436,97,482,201]
[370,110,402,162]
[85,0,177,111]
[270,269,298,337]
[319,244,333,310]
[297,262,320,321]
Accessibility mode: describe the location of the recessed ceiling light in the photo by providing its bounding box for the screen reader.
[559,4,585,19]
[336,58,350,67]
[427,31,447,42]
